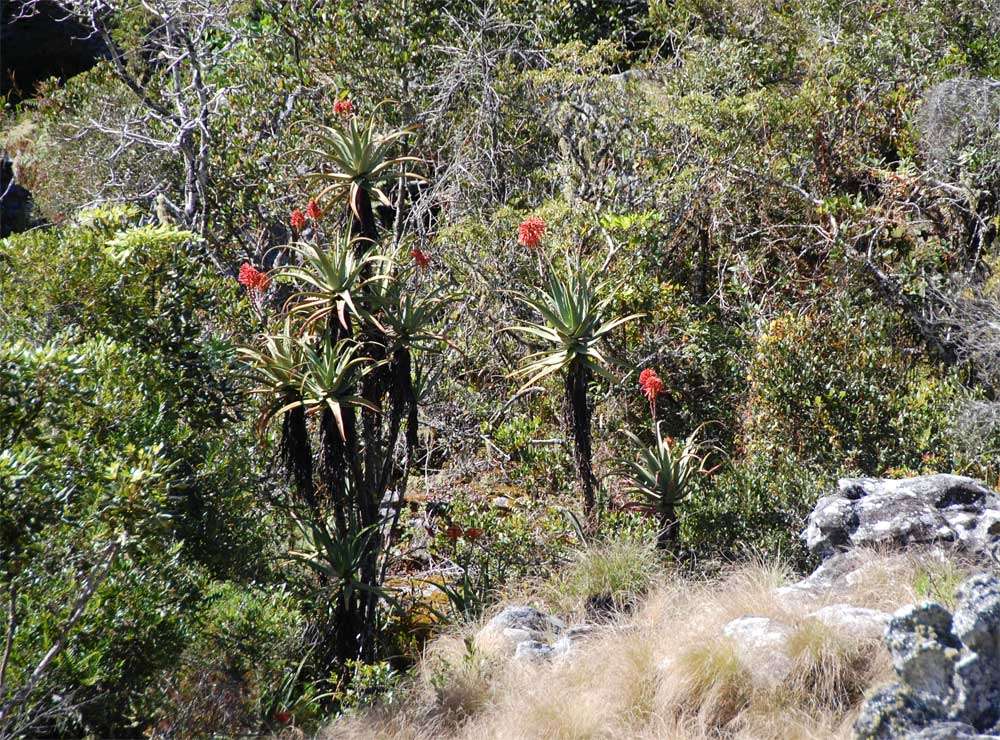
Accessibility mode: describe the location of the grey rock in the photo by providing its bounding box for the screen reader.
[552,625,598,657]
[514,640,556,663]
[885,604,961,707]
[475,605,564,656]
[773,550,870,607]
[803,475,1000,560]
[909,721,995,739]
[856,575,1000,739]
[952,576,1000,730]
[722,616,794,686]
[487,605,564,635]
[809,604,890,640]
[856,682,953,740]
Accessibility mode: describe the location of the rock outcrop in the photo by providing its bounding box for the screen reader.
[468,473,1000,738]
[474,605,597,663]
[803,475,1000,560]
[856,574,1000,739]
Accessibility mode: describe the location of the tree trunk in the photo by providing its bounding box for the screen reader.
[565,360,596,525]
[657,504,679,550]
[281,404,316,513]
[349,185,393,664]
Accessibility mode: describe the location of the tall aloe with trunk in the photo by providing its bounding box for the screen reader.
[298,105,423,244]
[240,104,451,669]
[508,258,640,524]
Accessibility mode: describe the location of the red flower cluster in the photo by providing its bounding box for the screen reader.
[238,262,270,292]
[305,199,323,221]
[639,368,664,406]
[517,216,546,248]
[290,209,306,232]
[333,98,354,117]
[445,524,463,542]
[410,247,431,268]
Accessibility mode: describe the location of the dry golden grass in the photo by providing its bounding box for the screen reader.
[323,548,973,740]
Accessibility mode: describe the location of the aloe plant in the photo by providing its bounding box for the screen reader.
[297,109,423,238]
[239,319,306,432]
[298,338,378,440]
[621,423,717,549]
[278,233,380,331]
[241,105,449,670]
[362,249,457,353]
[508,258,641,522]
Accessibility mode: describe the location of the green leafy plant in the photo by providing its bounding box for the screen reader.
[279,233,379,330]
[508,257,641,523]
[298,338,378,439]
[297,109,422,222]
[621,423,718,549]
[239,319,306,432]
[362,249,457,353]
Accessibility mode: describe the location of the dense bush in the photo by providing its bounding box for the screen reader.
[0,210,281,735]
[5,0,1000,733]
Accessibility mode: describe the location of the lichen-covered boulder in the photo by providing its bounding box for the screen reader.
[475,605,565,657]
[856,574,1000,739]
[951,575,1000,731]
[722,616,794,687]
[855,603,961,739]
[908,721,991,739]
[803,475,1000,560]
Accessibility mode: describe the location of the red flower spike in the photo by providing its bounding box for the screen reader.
[517,216,546,248]
[638,368,664,416]
[333,99,354,117]
[638,368,664,402]
[290,209,306,232]
[238,262,270,292]
[464,527,483,541]
[410,248,431,268]
[445,524,463,542]
[305,199,323,221]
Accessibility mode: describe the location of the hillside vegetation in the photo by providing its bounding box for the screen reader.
[3,0,1000,736]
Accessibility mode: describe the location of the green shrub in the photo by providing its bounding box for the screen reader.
[0,213,275,735]
[682,452,824,564]
[744,299,961,476]
[142,583,320,736]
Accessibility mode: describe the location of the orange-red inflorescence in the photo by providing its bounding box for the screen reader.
[333,99,354,117]
[639,368,664,404]
[410,248,431,268]
[238,262,270,292]
[517,216,546,248]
